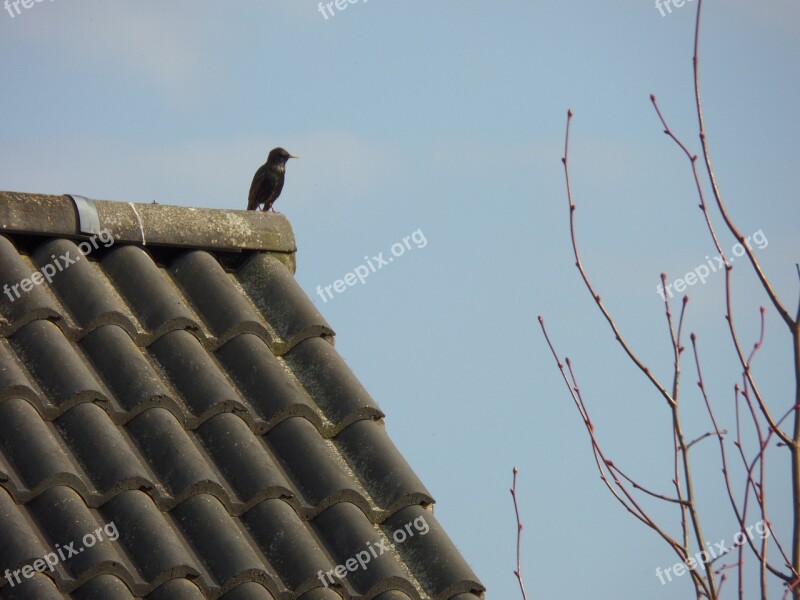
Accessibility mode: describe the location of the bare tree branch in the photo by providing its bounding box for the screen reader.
[510,467,529,600]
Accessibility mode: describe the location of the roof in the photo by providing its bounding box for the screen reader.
[0,192,485,599]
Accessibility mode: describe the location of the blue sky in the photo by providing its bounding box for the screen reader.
[1,1,799,597]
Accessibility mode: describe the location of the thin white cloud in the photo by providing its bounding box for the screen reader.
[3,2,213,99]
[1,1,338,100]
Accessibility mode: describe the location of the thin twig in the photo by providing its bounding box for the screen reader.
[561,109,675,410]
[690,5,800,590]
[539,317,710,596]
[510,467,529,600]
[650,93,790,447]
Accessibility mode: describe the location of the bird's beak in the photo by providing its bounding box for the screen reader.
[289,154,299,159]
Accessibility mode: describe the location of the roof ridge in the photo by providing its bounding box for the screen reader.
[0,191,296,255]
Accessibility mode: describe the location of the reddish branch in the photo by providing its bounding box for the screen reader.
[690,4,800,595]
[551,103,719,596]
[562,111,714,589]
[538,315,710,595]
[649,95,791,448]
[648,2,800,595]
[510,467,528,600]
[538,2,800,597]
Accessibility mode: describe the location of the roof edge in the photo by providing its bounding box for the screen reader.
[0,191,296,255]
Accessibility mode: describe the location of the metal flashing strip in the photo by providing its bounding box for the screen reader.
[66,194,102,235]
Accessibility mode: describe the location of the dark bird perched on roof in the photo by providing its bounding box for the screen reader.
[247,147,298,212]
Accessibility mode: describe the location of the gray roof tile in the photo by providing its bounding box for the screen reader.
[102,245,202,338]
[80,324,175,417]
[5,573,66,599]
[0,235,63,334]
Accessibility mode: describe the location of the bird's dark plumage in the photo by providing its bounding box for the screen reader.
[247,147,297,212]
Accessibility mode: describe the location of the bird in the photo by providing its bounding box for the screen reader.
[247,147,298,212]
